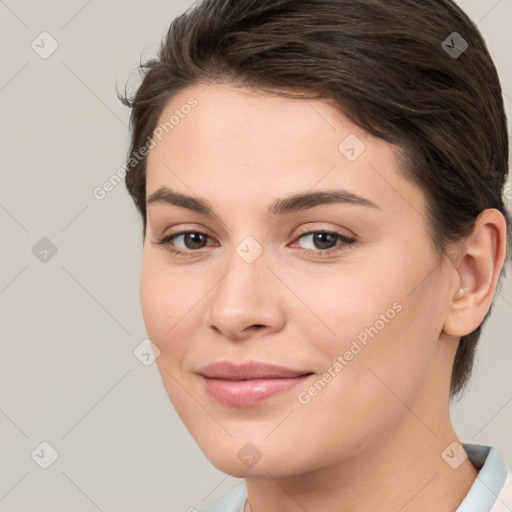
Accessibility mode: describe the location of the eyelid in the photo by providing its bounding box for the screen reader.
[154,223,215,242]
[155,228,216,248]
[294,223,356,240]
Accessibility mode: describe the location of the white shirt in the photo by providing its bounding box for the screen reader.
[198,443,512,512]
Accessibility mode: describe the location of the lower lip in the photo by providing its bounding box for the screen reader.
[202,375,313,408]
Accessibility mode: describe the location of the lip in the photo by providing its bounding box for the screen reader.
[198,361,314,408]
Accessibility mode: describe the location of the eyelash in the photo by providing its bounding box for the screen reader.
[154,229,356,258]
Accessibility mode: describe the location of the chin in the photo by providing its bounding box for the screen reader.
[197,437,310,478]
[208,456,292,479]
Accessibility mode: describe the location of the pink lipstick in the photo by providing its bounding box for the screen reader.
[198,361,314,407]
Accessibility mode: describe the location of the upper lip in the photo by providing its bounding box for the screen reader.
[198,361,313,380]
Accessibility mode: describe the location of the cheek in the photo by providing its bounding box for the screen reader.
[288,290,426,461]
[292,262,402,351]
[139,254,194,359]
[294,255,438,397]
[139,256,202,420]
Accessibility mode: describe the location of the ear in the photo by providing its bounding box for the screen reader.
[443,209,508,337]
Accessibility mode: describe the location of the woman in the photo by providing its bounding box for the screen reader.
[120,0,512,510]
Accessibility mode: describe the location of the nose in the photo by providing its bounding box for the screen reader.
[205,250,287,341]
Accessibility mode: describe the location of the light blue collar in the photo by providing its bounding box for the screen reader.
[456,443,508,511]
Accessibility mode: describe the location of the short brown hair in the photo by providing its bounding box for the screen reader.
[119,0,511,399]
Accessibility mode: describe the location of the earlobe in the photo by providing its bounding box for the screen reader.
[442,209,507,338]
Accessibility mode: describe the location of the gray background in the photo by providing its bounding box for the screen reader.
[0,1,511,510]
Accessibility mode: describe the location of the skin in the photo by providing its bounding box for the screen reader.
[139,82,507,512]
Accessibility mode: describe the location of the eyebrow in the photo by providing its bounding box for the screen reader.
[146,186,381,217]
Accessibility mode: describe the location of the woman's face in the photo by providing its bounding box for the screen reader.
[140,82,457,476]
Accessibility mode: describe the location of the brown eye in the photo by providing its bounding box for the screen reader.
[296,230,355,254]
[156,230,214,255]
[175,232,209,250]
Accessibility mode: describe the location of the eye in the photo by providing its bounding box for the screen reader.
[293,230,355,255]
[155,230,214,256]
[154,229,355,257]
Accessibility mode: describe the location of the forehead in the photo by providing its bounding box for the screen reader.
[145,82,425,221]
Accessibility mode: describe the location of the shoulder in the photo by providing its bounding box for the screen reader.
[198,481,247,512]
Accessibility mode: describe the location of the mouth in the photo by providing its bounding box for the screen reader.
[198,361,315,408]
